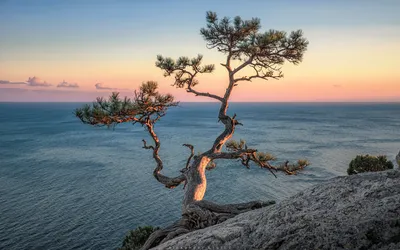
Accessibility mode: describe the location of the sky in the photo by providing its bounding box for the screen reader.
[0,0,399,102]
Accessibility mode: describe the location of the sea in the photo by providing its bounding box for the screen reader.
[0,102,399,249]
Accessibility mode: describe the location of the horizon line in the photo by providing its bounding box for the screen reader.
[1,101,399,104]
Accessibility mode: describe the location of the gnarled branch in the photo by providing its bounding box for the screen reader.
[186,85,224,102]
[209,139,309,177]
[183,144,194,170]
[75,82,186,189]
[143,122,186,189]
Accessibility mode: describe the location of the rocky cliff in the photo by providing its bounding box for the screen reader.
[154,170,400,250]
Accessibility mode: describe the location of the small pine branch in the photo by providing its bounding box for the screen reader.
[255,152,276,162]
[75,81,178,127]
[226,139,247,151]
[156,54,215,88]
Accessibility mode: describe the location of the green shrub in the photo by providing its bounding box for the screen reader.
[347,155,394,175]
[119,226,159,250]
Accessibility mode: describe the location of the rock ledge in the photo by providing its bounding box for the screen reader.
[154,170,400,250]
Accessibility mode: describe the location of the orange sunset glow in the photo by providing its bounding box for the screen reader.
[0,1,399,102]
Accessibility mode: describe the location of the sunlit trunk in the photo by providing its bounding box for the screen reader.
[182,156,211,209]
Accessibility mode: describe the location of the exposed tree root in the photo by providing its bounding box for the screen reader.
[141,200,275,249]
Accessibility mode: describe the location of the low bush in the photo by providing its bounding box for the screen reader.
[119,226,159,250]
[347,155,394,175]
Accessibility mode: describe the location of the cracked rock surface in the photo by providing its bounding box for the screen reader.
[153,170,400,250]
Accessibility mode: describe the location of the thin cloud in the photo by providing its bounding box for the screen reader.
[57,80,79,88]
[95,83,133,91]
[333,84,342,88]
[26,76,52,87]
[0,79,26,84]
[95,83,116,90]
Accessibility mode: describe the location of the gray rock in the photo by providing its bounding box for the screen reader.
[153,170,400,250]
[396,151,400,167]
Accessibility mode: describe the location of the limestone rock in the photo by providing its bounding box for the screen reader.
[153,170,400,250]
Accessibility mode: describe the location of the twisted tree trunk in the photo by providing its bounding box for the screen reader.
[138,16,309,246]
[77,13,309,249]
[140,74,274,249]
[182,156,211,207]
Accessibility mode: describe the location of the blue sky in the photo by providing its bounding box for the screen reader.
[0,0,399,102]
[2,0,398,58]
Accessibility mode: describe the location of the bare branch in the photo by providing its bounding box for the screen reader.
[142,139,154,150]
[231,56,254,75]
[183,144,195,169]
[209,149,257,160]
[209,139,308,177]
[145,122,186,189]
[186,85,224,102]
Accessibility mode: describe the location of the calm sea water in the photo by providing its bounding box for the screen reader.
[0,102,399,249]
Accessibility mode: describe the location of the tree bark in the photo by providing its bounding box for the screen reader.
[182,156,211,208]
